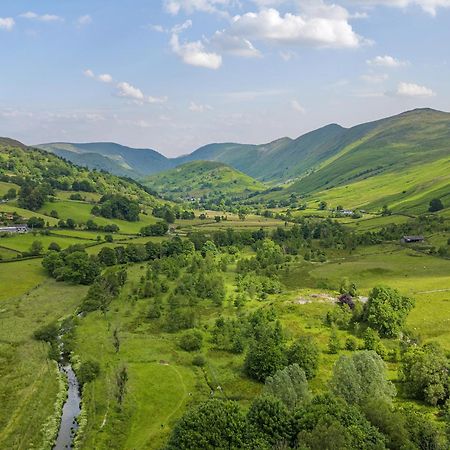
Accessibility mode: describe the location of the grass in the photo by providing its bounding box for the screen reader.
[0,232,93,253]
[0,274,88,449]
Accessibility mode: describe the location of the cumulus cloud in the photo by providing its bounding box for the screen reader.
[77,15,92,27]
[170,33,222,69]
[396,82,435,97]
[0,17,15,31]
[349,0,450,16]
[189,101,213,112]
[20,12,63,22]
[225,7,367,48]
[116,82,168,104]
[367,55,408,68]
[290,99,306,114]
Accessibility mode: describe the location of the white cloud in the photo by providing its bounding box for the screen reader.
[349,0,450,16]
[367,55,408,68]
[77,15,92,27]
[189,101,212,112]
[171,20,192,34]
[396,82,435,97]
[211,31,261,57]
[170,33,222,69]
[98,73,113,83]
[20,12,63,22]
[164,0,235,16]
[226,7,367,48]
[279,50,297,61]
[83,69,95,78]
[84,69,113,83]
[0,17,15,31]
[361,73,389,83]
[290,99,306,114]
[116,82,168,104]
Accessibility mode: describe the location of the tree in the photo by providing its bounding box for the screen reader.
[115,365,128,406]
[48,242,61,252]
[381,204,392,216]
[287,335,320,379]
[429,198,444,212]
[330,350,396,406]
[244,332,286,382]
[29,240,43,256]
[179,330,203,352]
[247,395,291,446]
[98,247,117,266]
[328,327,341,354]
[318,201,328,210]
[263,364,311,410]
[3,187,16,200]
[140,221,169,236]
[27,217,45,228]
[166,399,247,450]
[401,342,450,405]
[364,286,415,337]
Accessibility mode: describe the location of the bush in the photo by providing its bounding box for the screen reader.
[179,330,203,352]
[345,336,359,351]
[192,355,206,367]
[78,360,101,385]
[34,322,59,342]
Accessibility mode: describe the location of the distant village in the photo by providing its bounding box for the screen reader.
[0,211,29,234]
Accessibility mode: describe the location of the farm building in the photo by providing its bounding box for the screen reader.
[402,236,425,243]
[0,225,29,234]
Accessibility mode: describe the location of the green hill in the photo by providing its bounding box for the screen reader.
[144,160,265,201]
[284,108,450,214]
[37,142,174,178]
[0,139,159,218]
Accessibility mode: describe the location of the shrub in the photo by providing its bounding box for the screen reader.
[179,330,203,352]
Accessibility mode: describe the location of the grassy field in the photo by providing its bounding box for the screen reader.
[0,262,88,449]
[0,203,59,226]
[38,200,158,234]
[0,181,19,197]
[308,156,450,214]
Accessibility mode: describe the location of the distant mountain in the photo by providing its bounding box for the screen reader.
[174,125,350,182]
[37,142,174,178]
[144,160,265,201]
[36,109,450,214]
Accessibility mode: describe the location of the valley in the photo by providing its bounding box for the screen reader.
[0,111,449,450]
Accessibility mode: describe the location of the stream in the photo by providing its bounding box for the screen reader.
[53,332,82,449]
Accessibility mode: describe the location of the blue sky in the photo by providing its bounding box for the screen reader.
[0,0,449,156]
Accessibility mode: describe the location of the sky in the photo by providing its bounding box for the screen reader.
[0,0,449,156]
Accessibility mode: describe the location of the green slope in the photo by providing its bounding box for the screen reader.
[144,160,265,200]
[0,139,159,209]
[286,109,450,213]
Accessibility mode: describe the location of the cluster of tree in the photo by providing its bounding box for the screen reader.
[18,181,51,211]
[140,221,169,236]
[92,194,140,222]
[152,205,195,223]
[42,245,102,284]
[167,351,447,449]
[85,220,120,233]
[80,268,127,313]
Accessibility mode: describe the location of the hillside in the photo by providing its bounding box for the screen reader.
[37,142,173,178]
[144,160,265,201]
[0,139,159,213]
[284,109,450,214]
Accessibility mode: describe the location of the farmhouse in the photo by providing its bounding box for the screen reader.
[402,235,425,243]
[0,224,29,234]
